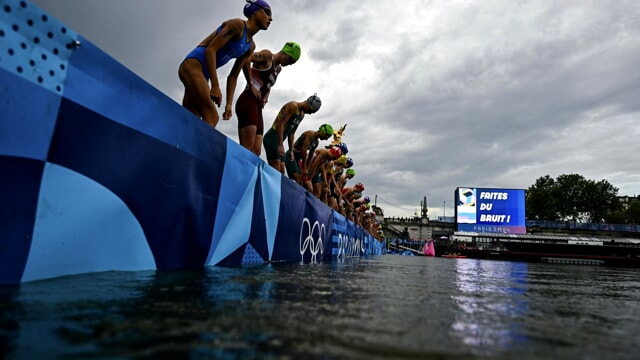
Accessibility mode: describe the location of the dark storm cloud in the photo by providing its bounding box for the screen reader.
[29,0,640,217]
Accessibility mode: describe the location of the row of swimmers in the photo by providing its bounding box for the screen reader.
[177,0,383,239]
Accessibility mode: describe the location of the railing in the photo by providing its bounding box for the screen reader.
[388,239,426,254]
[383,217,640,234]
[526,220,640,233]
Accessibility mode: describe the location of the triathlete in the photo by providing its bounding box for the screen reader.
[178,0,272,128]
[284,123,333,185]
[236,42,301,155]
[263,94,322,173]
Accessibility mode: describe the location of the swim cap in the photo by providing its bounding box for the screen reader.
[244,0,271,18]
[355,182,365,191]
[335,142,348,155]
[329,146,342,159]
[345,157,353,168]
[346,168,356,177]
[282,42,301,62]
[364,196,370,204]
[337,155,348,165]
[306,94,322,113]
[318,123,333,137]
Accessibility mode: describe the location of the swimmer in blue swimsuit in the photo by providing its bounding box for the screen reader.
[178,0,272,128]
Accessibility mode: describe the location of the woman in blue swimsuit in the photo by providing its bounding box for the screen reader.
[179,0,272,128]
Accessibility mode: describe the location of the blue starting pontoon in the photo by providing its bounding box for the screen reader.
[0,0,383,285]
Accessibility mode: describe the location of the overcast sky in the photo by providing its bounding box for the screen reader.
[31,0,640,218]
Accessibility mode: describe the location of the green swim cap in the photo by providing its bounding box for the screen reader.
[346,168,356,176]
[319,124,333,137]
[282,42,301,62]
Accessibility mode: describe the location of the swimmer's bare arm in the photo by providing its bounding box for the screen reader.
[306,149,321,178]
[240,55,252,94]
[262,90,271,107]
[276,102,295,157]
[224,40,255,119]
[205,19,243,107]
[248,49,272,99]
[343,189,354,206]
[300,133,315,172]
[329,170,339,189]
[320,163,328,188]
[251,49,272,69]
[287,131,296,162]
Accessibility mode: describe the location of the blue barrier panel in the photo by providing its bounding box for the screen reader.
[331,211,368,259]
[271,184,333,263]
[0,157,43,284]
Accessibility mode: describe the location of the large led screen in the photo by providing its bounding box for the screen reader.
[455,187,526,234]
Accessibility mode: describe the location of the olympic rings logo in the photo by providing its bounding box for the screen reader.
[299,217,325,262]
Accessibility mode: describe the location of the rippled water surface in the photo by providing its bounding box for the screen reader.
[2,256,639,359]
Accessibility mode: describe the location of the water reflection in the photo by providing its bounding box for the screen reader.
[54,266,288,358]
[0,286,21,356]
[3,258,640,359]
[451,259,530,353]
[0,268,270,358]
[1,262,377,359]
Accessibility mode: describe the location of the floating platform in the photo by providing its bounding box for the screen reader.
[451,232,640,267]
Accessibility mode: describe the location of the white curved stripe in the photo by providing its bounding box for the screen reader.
[22,163,155,282]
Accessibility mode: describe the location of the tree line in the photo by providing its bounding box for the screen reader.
[526,174,640,224]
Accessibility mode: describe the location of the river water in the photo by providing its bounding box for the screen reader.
[1,255,638,359]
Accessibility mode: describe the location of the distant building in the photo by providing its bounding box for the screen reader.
[371,204,384,217]
[618,195,640,211]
